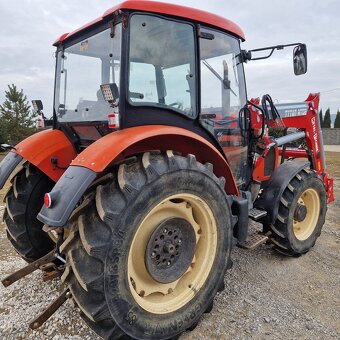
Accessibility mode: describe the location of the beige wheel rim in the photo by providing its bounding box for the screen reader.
[128,193,218,314]
[293,188,320,241]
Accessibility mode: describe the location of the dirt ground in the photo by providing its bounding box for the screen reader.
[0,153,339,339]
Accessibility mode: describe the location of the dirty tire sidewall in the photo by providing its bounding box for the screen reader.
[269,169,327,256]
[285,174,327,252]
[4,164,55,262]
[105,166,231,339]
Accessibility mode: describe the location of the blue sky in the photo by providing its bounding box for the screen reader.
[0,0,339,115]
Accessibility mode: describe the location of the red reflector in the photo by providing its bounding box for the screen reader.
[44,193,52,208]
[37,118,45,129]
[108,113,120,129]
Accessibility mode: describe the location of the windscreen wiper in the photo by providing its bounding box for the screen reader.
[202,59,237,96]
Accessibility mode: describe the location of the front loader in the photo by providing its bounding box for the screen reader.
[0,1,334,339]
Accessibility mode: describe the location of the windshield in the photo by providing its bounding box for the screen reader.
[55,24,122,122]
[128,14,197,118]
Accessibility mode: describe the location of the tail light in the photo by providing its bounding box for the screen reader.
[44,191,59,208]
[37,117,45,129]
[108,113,120,129]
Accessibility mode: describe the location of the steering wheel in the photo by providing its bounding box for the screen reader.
[169,102,184,110]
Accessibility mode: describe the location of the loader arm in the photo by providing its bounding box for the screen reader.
[277,93,334,203]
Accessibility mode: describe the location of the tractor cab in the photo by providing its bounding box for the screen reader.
[53,4,248,185]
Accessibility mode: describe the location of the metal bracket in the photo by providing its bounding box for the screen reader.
[1,249,56,287]
[29,289,71,330]
[40,263,64,282]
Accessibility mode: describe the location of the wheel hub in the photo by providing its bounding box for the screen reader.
[294,203,307,222]
[145,217,196,284]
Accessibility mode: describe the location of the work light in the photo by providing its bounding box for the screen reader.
[32,100,43,112]
[100,83,119,105]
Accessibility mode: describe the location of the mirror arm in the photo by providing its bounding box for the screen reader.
[243,42,303,62]
[250,48,276,61]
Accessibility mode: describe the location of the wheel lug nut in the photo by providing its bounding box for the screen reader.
[167,261,171,266]
[178,239,182,244]
[164,229,167,233]
[151,252,156,257]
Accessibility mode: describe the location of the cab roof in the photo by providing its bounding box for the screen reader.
[54,0,245,46]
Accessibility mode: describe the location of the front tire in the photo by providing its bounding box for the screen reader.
[268,168,327,256]
[61,151,233,339]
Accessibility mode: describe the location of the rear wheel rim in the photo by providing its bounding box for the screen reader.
[293,188,320,241]
[128,193,217,314]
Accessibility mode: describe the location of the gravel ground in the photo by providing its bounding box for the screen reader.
[0,157,339,339]
[324,145,340,152]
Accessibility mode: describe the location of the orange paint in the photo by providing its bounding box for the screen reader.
[252,148,279,182]
[15,129,76,182]
[55,1,245,46]
[72,125,239,195]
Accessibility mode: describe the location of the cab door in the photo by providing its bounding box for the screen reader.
[199,27,248,187]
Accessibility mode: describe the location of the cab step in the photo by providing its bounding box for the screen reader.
[238,233,269,250]
[248,208,267,221]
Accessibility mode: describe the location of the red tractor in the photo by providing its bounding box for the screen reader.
[0,1,334,339]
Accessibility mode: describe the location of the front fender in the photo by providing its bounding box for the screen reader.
[38,125,239,227]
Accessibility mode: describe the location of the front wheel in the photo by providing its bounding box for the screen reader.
[61,151,233,339]
[268,168,327,256]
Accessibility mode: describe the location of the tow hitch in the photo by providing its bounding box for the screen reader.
[1,249,64,287]
[1,230,70,330]
[29,289,71,330]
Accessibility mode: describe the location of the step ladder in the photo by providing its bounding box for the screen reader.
[238,233,269,250]
[248,208,267,221]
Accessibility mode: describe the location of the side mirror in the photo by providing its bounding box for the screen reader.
[293,44,307,75]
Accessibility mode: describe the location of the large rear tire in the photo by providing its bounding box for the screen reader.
[3,163,55,262]
[61,151,233,339]
[268,168,327,256]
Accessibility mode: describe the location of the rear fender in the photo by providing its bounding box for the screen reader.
[38,125,239,227]
[15,129,76,182]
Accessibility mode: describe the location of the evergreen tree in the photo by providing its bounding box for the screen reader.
[334,110,340,128]
[0,84,37,145]
[319,109,323,128]
[323,108,331,128]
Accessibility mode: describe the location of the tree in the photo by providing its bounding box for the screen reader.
[323,108,331,128]
[319,109,324,128]
[334,110,340,128]
[0,84,37,145]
